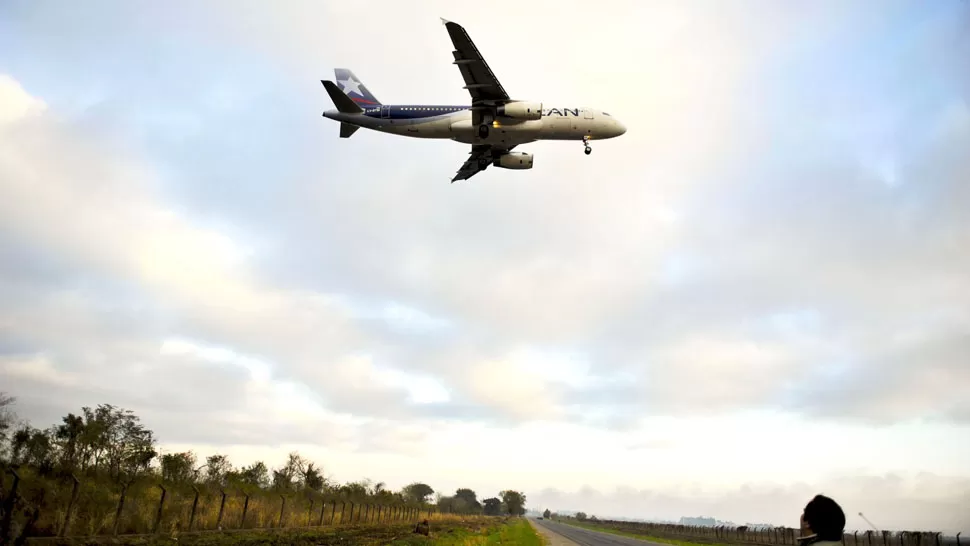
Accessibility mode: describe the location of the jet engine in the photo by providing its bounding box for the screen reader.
[497,101,543,121]
[494,152,534,170]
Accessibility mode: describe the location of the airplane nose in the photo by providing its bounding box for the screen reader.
[615,120,627,136]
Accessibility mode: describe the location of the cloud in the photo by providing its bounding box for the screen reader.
[1,0,970,532]
[0,74,46,123]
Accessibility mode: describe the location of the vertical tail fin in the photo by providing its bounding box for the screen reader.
[321,80,363,113]
[334,68,382,107]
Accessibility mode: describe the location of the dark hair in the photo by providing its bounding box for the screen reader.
[803,494,845,541]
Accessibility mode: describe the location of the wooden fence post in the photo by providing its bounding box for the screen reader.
[278,494,286,528]
[188,486,201,531]
[216,489,228,529]
[318,502,327,526]
[112,482,129,536]
[58,474,81,537]
[307,499,314,527]
[1,468,21,541]
[153,484,167,534]
[241,493,250,528]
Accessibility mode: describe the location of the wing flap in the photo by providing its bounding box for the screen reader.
[450,144,516,183]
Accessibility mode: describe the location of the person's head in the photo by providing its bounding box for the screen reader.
[800,494,845,541]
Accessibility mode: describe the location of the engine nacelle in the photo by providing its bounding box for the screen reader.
[497,101,543,121]
[494,152,534,170]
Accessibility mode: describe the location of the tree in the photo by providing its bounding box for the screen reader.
[232,461,269,488]
[267,451,327,492]
[271,452,304,491]
[543,509,551,518]
[455,488,482,512]
[0,390,544,536]
[483,497,502,516]
[74,404,157,481]
[204,454,232,486]
[499,490,527,516]
[10,424,55,472]
[54,413,85,471]
[402,482,435,504]
[339,480,370,499]
[160,451,197,483]
[0,392,17,460]
[576,511,588,521]
[302,462,325,491]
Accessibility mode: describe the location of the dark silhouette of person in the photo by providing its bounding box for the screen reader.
[413,519,430,536]
[798,495,846,546]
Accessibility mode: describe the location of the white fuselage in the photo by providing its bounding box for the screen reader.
[323,106,627,148]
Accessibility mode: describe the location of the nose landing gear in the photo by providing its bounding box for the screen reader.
[583,136,592,155]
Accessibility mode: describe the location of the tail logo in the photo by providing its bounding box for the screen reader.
[339,77,363,97]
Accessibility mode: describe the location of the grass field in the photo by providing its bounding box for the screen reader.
[20,516,544,546]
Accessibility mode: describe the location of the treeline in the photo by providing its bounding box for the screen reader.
[0,392,526,539]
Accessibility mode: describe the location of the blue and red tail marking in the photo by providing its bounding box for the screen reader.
[334,68,381,107]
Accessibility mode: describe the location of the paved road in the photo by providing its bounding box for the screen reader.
[531,518,670,546]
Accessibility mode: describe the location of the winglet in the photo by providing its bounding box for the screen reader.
[321,80,364,114]
[440,17,450,25]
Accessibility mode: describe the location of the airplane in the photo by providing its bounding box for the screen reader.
[319,18,627,183]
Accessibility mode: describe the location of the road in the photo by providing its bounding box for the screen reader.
[531,518,672,546]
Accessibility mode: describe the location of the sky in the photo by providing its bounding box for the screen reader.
[1,0,969,534]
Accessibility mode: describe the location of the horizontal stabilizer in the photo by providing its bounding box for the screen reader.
[340,122,359,139]
[321,80,363,114]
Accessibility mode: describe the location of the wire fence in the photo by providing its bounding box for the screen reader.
[560,518,963,546]
[1,467,447,544]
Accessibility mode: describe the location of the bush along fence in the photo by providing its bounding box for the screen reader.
[559,518,963,546]
[1,467,438,543]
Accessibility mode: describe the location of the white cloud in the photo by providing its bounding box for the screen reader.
[1,0,970,532]
[0,74,47,123]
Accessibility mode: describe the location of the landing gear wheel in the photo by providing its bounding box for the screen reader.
[584,147,592,155]
[582,136,592,155]
[478,158,489,169]
[478,124,490,139]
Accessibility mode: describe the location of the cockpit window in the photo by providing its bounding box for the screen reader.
[603,112,612,116]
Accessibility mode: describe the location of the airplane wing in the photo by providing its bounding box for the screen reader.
[451,144,516,183]
[441,18,510,104]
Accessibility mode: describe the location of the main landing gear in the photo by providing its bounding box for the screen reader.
[478,123,490,139]
[583,136,592,155]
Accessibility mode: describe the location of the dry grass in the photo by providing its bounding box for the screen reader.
[4,469,446,540]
